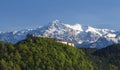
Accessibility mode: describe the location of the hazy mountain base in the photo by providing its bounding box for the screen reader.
[0,36,119,70]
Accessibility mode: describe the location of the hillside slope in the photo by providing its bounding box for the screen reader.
[93,44,120,69]
[0,36,93,70]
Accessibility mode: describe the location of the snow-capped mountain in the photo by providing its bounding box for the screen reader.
[0,20,120,48]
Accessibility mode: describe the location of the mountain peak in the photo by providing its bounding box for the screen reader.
[51,20,62,24]
[49,20,83,31]
[86,26,97,32]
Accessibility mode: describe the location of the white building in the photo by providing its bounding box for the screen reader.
[56,39,75,47]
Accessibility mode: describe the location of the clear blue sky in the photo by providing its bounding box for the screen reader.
[0,0,120,31]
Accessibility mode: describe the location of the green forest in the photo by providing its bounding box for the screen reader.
[0,35,119,70]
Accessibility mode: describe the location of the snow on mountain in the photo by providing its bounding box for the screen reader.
[106,33,116,38]
[0,20,120,48]
[85,26,102,36]
[64,23,83,33]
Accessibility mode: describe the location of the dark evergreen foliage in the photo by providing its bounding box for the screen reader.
[92,44,120,69]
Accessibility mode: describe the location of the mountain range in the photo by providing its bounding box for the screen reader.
[0,20,120,48]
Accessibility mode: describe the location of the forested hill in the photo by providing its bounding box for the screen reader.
[92,44,120,69]
[0,36,93,70]
[0,36,120,70]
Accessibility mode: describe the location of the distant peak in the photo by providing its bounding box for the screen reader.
[51,20,62,24]
[86,26,98,32]
[74,23,82,27]
[49,20,63,26]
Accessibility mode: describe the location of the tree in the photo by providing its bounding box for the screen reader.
[0,59,8,70]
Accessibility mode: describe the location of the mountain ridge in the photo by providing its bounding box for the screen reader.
[0,20,120,48]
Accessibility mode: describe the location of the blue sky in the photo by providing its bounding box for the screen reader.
[0,0,120,31]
